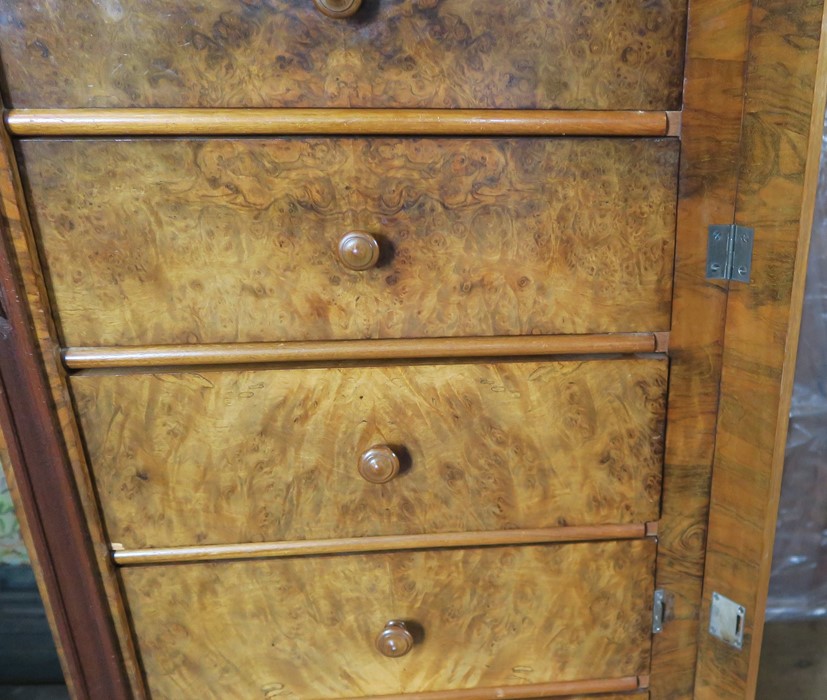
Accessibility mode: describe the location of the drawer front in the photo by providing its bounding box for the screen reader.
[21,138,678,346]
[71,359,666,548]
[0,0,686,110]
[120,541,655,699]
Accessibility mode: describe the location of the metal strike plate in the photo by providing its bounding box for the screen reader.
[652,589,665,634]
[709,591,746,649]
[707,224,754,282]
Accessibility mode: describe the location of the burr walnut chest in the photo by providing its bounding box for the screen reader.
[0,2,824,700]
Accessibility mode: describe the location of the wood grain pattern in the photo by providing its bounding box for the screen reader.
[0,112,146,696]
[331,686,647,700]
[119,540,656,699]
[695,1,827,698]
[62,333,663,370]
[5,108,671,137]
[112,525,650,566]
[19,137,679,346]
[71,359,667,549]
[647,0,755,697]
[0,0,687,110]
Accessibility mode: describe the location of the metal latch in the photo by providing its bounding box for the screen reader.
[709,591,746,649]
[707,224,754,283]
[652,589,666,634]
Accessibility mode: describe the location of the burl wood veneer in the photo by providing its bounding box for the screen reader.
[19,137,679,346]
[71,358,667,548]
[0,0,686,110]
[120,540,655,700]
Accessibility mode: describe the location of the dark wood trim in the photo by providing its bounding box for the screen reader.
[0,136,133,697]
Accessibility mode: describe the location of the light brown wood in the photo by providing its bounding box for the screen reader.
[119,541,656,699]
[695,1,827,698]
[648,0,755,697]
[6,109,671,137]
[313,0,363,20]
[112,524,649,566]
[0,1,686,110]
[346,685,646,700]
[71,359,667,549]
[63,333,663,370]
[19,137,678,347]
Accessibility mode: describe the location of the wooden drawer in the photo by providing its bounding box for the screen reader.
[120,540,655,699]
[71,358,666,549]
[0,0,686,110]
[20,137,679,346]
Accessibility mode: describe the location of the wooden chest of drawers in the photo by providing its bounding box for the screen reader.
[0,2,824,700]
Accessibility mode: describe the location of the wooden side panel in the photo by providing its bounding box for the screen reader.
[0,122,140,695]
[648,0,753,698]
[120,540,655,700]
[71,359,667,548]
[0,0,687,110]
[695,1,827,698]
[19,137,678,346]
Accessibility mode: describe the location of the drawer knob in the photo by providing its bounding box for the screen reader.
[376,620,414,658]
[313,0,363,18]
[358,445,400,484]
[338,231,380,271]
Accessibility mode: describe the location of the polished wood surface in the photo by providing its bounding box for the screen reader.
[696,0,827,697]
[5,109,672,137]
[358,445,401,484]
[112,524,650,566]
[0,1,686,110]
[62,333,663,370]
[648,1,754,696]
[72,359,667,548]
[119,541,655,699]
[326,683,646,700]
[339,231,381,272]
[20,137,678,346]
[0,112,146,697]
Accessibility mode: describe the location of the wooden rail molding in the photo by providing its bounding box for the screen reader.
[63,333,666,370]
[112,524,648,566]
[344,676,645,700]
[6,108,672,137]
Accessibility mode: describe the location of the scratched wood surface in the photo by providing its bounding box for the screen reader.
[695,1,827,698]
[647,0,754,698]
[0,0,687,110]
[119,540,655,699]
[71,359,667,549]
[18,137,679,347]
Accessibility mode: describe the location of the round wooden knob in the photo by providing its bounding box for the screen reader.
[313,0,363,18]
[376,621,414,658]
[338,231,380,271]
[358,445,400,484]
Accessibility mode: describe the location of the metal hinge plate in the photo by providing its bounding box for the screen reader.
[707,224,754,283]
[709,591,746,649]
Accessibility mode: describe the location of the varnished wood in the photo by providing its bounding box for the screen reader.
[71,359,667,548]
[119,541,656,699]
[0,119,134,696]
[19,137,678,346]
[63,333,663,370]
[0,1,686,110]
[343,684,645,700]
[313,0,363,20]
[358,445,401,485]
[339,231,381,272]
[6,109,671,137]
[696,1,827,698]
[376,621,415,658]
[648,0,755,696]
[112,524,649,566]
